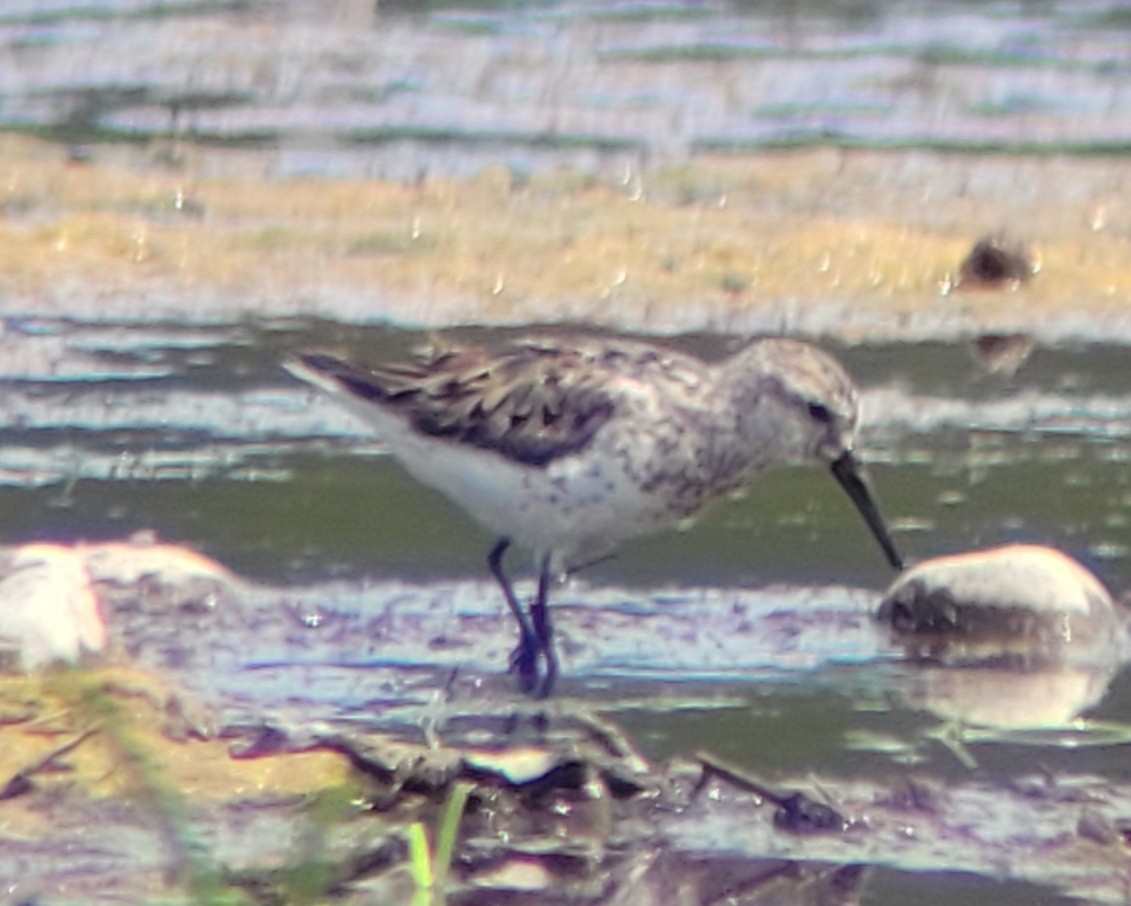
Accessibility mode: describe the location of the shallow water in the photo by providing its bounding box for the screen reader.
[3,317,1131,902]
[4,319,1130,587]
[3,0,1131,179]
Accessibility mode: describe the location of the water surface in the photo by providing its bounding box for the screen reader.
[3,0,1131,179]
[2,318,1130,901]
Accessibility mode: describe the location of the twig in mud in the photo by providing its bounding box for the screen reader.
[694,750,849,834]
[0,724,101,800]
[573,709,650,767]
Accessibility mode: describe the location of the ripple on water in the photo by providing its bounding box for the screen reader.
[3,1,1131,175]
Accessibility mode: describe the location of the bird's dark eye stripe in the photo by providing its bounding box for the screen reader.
[807,401,833,423]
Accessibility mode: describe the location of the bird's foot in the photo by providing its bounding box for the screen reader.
[508,631,541,694]
[508,640,557,698]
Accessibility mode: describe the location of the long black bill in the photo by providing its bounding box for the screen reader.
[830,451,903,572]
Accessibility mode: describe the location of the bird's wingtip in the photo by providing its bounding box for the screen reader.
[283,351,349,391]
[284,350,395,407]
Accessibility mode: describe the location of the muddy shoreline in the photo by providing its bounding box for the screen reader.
[3,137,1131,344]
[5,556,1130,905]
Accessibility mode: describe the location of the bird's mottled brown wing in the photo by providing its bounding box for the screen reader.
[293,341,631,466]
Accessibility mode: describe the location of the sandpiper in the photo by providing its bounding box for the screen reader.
[286,335,903,696]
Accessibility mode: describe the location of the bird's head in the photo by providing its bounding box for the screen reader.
[729,339,903,572]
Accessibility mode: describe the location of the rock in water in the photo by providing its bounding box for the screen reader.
[877,544,1123,664]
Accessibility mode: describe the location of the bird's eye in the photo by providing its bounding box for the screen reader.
[807,401,833,424]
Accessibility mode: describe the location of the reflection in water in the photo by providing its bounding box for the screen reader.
[901,664,1117,731]
[966,333,1034,377]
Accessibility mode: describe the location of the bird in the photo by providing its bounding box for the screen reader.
[285,334,903,696]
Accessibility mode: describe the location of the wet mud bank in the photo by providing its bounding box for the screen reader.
[3,136,1131,344]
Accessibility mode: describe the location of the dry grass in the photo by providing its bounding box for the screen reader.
[0,667,348,813]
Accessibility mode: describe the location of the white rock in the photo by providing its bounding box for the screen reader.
[878,544,1124,662]
[0,535,235,671]
[80,534,233,586]
[0,544,105,669]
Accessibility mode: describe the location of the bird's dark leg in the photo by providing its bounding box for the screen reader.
[530,554,557,698]
[487,538,539,693]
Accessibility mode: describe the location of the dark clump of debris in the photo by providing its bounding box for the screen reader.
[952,235,1036,290]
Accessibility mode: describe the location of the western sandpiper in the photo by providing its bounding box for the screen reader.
[286,335,903,695]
